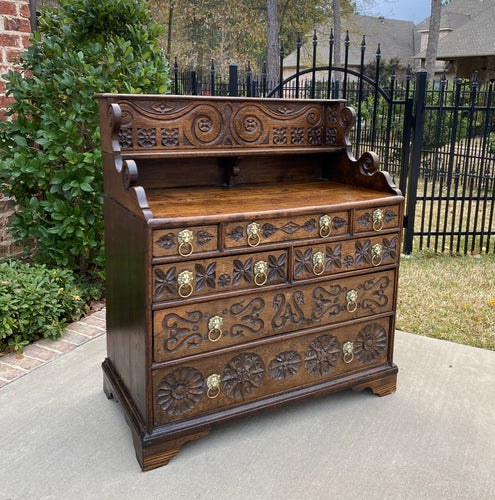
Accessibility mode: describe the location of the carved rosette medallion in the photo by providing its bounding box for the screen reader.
[268,351,302,381]
[304,334,340,377]
[156,367,205,416]
[354,323,387,364]
[222,353,265,399]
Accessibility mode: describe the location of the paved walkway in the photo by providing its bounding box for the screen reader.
[1,314,494,499]
[0,308,106,387]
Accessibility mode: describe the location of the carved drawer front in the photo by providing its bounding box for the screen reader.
[152,316,391,424]
[153,269,395,362]
[223,211,349,249]
[354,205,400,233]
[153,249,288,302]
[153,225,218,258]
[293,233,399,280]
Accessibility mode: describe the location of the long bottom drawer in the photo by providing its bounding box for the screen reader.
[152,316,393,425]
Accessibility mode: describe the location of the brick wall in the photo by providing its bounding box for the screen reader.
[0,0,31,258]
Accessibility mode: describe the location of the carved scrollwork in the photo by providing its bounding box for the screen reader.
[271,291,305,330]
[354,323,387,364]
[304,334,340,377]
[162,311,203,354]
[156,367,204,416]
[360,276,390,312]
[268,351,302,381]
[222,353,265,399]
[185,105,224,146]
[340,106,356,128]
[229,298,265,338]
[311,284,344,321]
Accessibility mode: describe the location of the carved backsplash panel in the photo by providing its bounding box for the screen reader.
[104,97,355,153]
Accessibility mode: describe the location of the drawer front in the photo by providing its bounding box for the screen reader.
[223,211,350,249]
[153,249,288,302]
[152,316,392,424]
[354,205,401,233]
[153,269,395,362]
[293,233,399,281]
[153,225,218,258]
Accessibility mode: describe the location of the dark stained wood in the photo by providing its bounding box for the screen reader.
[97,94,404,470]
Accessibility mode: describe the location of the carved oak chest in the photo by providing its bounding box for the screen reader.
[96,94,404,471]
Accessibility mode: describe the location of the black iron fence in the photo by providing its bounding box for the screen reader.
[171,32,495,255]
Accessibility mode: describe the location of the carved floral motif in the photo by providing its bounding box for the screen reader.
[156,367,204,416]
[268,351,302,380]
[161,127,179,147]
[118,128,133,148]
[222,353,265,399]
[326,127,337,145]
[155,267,176,300]
[304,334,340,377]
[137,128,156,148]
[354,323,387,363]
[273,127,288,145]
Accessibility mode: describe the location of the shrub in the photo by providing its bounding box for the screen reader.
[0,260,103,354]
[0,0,169,277]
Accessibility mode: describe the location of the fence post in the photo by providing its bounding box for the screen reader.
[229,63,238,97]
[191,70,197,96]
[404,69,427,254]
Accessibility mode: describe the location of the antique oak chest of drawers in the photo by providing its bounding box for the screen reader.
[96,94,404,471]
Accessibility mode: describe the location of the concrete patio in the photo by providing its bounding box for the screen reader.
[1,326,494,499]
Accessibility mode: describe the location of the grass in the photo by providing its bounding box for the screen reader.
[396,251,495,351]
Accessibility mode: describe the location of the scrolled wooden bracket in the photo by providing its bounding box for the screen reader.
[122,159,139,190]
[356,151,380,177]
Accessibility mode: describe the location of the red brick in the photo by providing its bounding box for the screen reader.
[5,17,20,31]
[0,361,25,381]
[0,2,18,17]
[22,344,59,362]
[0,353,43,370]
[0,33,21,48]
[59,330,89,345]
[19,3,31,19]
[65,321,102,337]
[80,315,106,329]
[36,337,78,353]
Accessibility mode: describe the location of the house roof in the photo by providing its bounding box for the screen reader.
[415,0,495,59]
[283,14,418,68]
[416,0,495,30]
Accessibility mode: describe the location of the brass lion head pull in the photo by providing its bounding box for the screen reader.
[319,215,332,238]
[247,222,261,247]
[346,289,358,313]
[177,270,194,298]
[177,229,194,257]
[208,315,223,342]
[371,243,383,267]
[206,373,221,399]
[343,341,354,363]
[254,260,268,286]
[372,209,384,231]
[312,251,325,275]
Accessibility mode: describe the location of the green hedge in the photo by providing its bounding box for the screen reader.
[0,261,103,353]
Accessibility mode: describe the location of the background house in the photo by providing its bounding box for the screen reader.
[283,14,419,80]
[414,0,495,80]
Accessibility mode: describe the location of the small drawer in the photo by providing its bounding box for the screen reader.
[223,211,350,249]
[354,205,400,233]
[293,233,399,280]
[153,249,288,302]
[152,316,392,425]
[153,225,218,258]
[153,269,395,362]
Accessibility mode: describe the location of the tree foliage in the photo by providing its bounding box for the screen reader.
[0,0,169,276]
[149,0,356,75]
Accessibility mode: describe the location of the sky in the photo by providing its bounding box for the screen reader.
[362,0,432,24]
